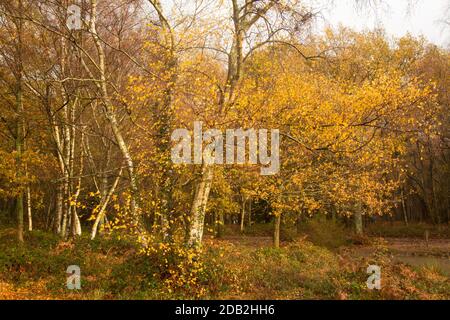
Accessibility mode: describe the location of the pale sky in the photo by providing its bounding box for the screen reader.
[158,0,450,47]
[308,0,450,46]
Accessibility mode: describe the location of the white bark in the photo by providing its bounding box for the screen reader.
[71,130,84,237]
[26,184,32,232]
[91,168,123,240]
[188,164,214,246]
[187,0,269,246]
[88,0,144,235]
[240,197,246,233]
[54,182,63,233]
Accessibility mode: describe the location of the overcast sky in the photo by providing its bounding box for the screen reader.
[308,0,450,46]
[158,0,450,47]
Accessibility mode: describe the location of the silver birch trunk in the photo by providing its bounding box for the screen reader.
[91,168,123,240]
[188,164,214,246]
[89,0,144,236]
[240,197,246,233]
[26,184,32,232]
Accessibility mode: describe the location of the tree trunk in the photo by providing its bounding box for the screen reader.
[14,0,25,243]
[188,164,214,246]
[248,199,252,227]
[186,0,268,246]
[16,194,24,242]
[69,101,81,237]
[57,29,72,240]
[89,0,144,237]
[354,208,363,236]
[214,212,224,239]
[149,0,178,242]
[15,85,24,243]
[26,184,32,232]
[61,203,69,239]
[91,168,123,240]
[401,187,409,226]
[74,128,84,237]
[273,214,281,248]
[54,183,63,233]
[240,197,246,233]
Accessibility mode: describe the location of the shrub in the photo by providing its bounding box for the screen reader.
[298,216,349,249]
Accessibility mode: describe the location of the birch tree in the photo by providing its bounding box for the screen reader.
[187,0,316,246]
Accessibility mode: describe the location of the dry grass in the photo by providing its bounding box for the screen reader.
[0,227,449,300]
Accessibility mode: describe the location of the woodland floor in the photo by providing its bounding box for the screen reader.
[0,224,449,300]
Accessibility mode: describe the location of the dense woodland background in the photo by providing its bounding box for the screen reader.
[0,0,449,300]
